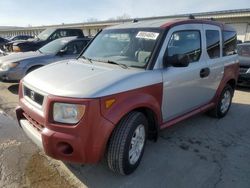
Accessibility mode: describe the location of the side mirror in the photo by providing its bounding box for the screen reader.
[164,54,190,67]
[57,49,67,56]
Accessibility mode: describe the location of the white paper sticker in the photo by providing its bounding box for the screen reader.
[136,31,159,40]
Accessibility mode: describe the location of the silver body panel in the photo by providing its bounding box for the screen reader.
[22,21,238,124]
[23,59,162,98]
[20,119,43,148]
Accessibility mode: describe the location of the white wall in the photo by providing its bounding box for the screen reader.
[228,23,249,42]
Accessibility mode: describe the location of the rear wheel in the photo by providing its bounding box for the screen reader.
[209,84,233,118]
[107,111,148,175]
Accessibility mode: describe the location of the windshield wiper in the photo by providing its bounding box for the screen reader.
[80,56,93,64]
[106,60,128,69]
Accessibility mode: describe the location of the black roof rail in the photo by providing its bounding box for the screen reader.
[188,14,195,19]
[132,19,139,23]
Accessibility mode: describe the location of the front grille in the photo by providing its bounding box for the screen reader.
[23,112,45,132]
[239,67,249,74]
[24,86,44,106]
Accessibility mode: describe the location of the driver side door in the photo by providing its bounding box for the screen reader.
[161,24,212,122]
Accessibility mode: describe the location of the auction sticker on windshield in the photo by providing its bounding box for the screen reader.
[136,31,159,40]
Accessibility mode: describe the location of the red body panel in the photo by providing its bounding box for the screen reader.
[160,19,235,31]
[212,63,239,104]
[17,85,115,163]
[100,83,163,125]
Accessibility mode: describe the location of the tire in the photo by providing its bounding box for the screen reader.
[209,84,233,118]
[107,111,148,175]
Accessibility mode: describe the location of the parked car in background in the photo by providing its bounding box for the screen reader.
[8,35,34,41]
[16,19,238,175]
[10,28,85,52]
[4,35,34,52]
[237,40,243,44]
[0,37,90,81]
[0,49,6,57]
[0,37,9,50]
[237,43,250,86]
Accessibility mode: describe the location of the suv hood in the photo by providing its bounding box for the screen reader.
[0,51,44,64]
[14,38,40,45]
[23,59,162,98]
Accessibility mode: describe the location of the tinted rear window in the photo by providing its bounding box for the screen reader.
[206,30,220,59]
[223,31,237,56]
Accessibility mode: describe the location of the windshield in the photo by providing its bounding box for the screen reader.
[237,45,250,57]
[39,38,68,54]
[82,28,162,68]
[37,28,55,41]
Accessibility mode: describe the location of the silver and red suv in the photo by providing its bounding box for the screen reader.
[16,19,239,175]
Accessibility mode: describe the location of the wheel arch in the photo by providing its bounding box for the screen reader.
[26,65,43,74]
[213,63,238,103]
[227,79,236,93]
[106,105,160,145]
[100,84,163,143]
[133,107,159,141]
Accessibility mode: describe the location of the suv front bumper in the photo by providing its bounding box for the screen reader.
[16,96,115,164]
[238,73,250,86]
[20,119,43,148]
[0,68,24,81]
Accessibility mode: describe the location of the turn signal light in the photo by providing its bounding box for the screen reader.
[105,99,116,109]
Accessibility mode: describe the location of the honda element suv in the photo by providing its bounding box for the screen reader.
[16,19,239,175]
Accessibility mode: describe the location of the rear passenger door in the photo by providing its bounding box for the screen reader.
[203,24,224,101]
[161,24,213,122]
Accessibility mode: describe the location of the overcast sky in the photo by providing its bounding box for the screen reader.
[0,0,249,26]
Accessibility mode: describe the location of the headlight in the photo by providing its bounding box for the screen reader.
[0,62,19,71]
[53,103,86,124]
[13,46,21,52]
[246,68,250,74]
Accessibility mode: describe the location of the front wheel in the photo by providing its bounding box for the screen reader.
[209,84,233,118]
[107,111,148,175]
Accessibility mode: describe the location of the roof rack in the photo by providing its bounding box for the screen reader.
[132,19,139,23]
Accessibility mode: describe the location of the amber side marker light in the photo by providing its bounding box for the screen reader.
[105,99,116,109]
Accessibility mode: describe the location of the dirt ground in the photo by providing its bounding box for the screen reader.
[0,81,250,188]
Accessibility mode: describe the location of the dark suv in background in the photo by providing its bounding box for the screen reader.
[10,28,84,52]
[237,43,250,86]
[0,37,9,50]
[8,35,34,41]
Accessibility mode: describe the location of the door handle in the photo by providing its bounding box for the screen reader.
[200,67,210,78]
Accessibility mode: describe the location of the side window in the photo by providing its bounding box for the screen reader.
[206,30,220,59]
[59,30,67,37]
[223,31,237,56]
[167,30,201,63]
[50,30,67,40]
[64,41,85,55]
[67,30,81,37]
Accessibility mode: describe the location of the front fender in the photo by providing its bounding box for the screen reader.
[100,83,163,126]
